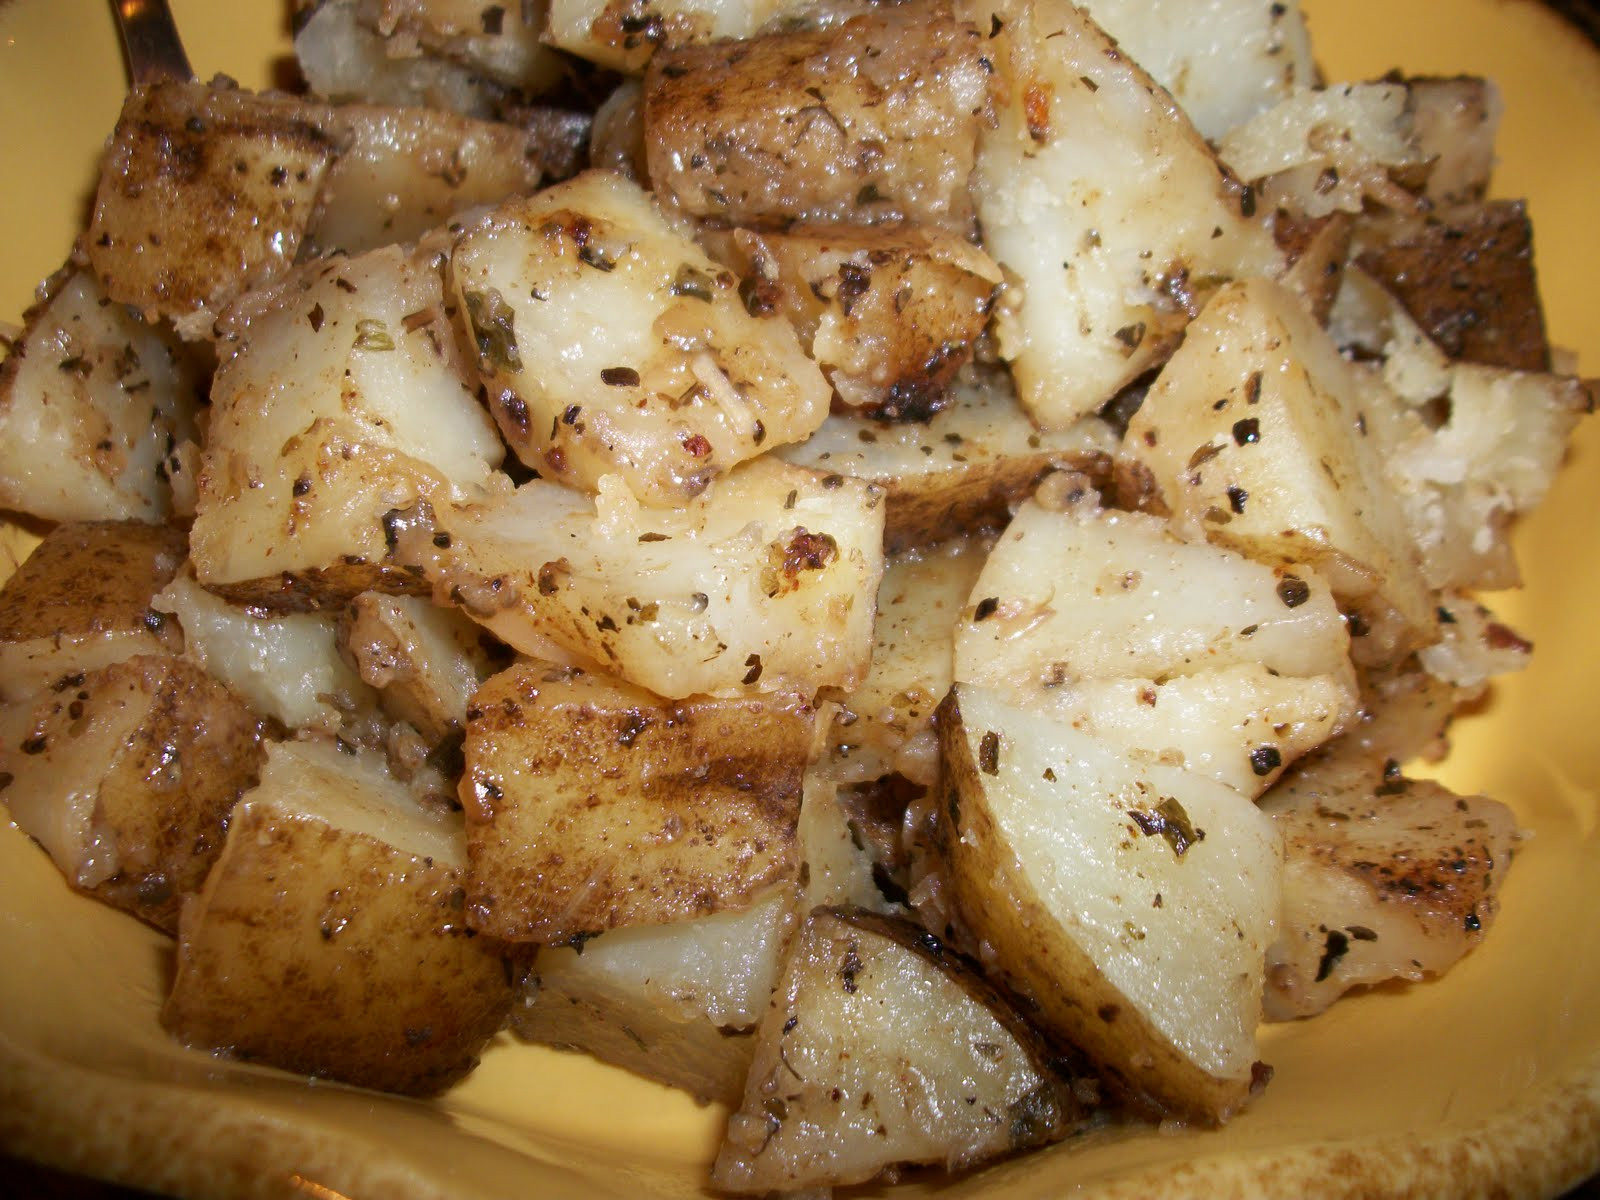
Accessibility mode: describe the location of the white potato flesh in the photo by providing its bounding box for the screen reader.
[359,0,568,92]
[398,459,885,698]
[1026,666,1356,799]
[1416,594,1531,695]
[1078,0,1313,141]
[797,766,896,914]
[1218,84,1427,218]
[153,570,377,734]
[547,0,811,71]
[449,171,829,505]
[966,0,1284,429]
[829,537,988,786]
[1261,759,1517,1021]
[955,498,1354,691]
[714,908,1085,1192]
[1124,277,1435,657]
[940,683,1281,1120]
[190,244,503,594]
[0,272,197,524]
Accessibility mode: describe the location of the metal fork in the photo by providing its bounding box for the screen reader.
[110,0,192,84]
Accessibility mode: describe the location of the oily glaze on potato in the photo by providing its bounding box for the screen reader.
[936,683,1281,1122]
[0,655,264,933]
[461,662,812,942]
[163,738,518,1095]
[0,522,186,703]
[714,907,1094,1192]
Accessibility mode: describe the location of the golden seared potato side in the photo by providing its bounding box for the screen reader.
[0,522,187,703]
[1261,754,1517,1022]
[190,242,504,610]
[777,366,1116,554]
[461,662,812,943]
[966,0,1285,430]
[397,458,885,699]
[0,272,200,525]
[643,4,992,234]
[713,907,1094,1192]
[935,684,1281,1123]
[712,224,1000,420]
[0,656,264,934]
[448,171,830,504]
[513,886,796,1104]
[164,738,517,1096]
[1123,278,1436,665]
[87,80,335,337]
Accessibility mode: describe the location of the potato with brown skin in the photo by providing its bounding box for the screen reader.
[461,662,813,943]
[163,737,518,1096]
[777,367,1116,555]
[711,223,1000,420]
[713,906,1095,1192]
[935,683,1281,1124]
[88,80,336,337]
[644,4,992,234]
[0,655,264,934]
[0,522,186,703]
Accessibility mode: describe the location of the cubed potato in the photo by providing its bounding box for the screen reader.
[644,5,991,234]
[1123,277,1436,662]
[777,366,1116,554]
[190,243,504,609]
[305,100,581,257]
[397,458,885,698]
[351,0,571,92]
[0,655,264,933]
[713,224,1000,419]
[1416,594,1532,694]
[1261,750,1517,1021]
[511,885,795,1104]
[1405,76,1501,208]
[0,522,186,702]
[1077,0,1314,140]
[969,0,1284,429]
[153,568,378,734]
[462,662,813,942]
[337,592,496,745]
[1355,200,1549,372]
[0,272,200,523]
[828,537,988,787]
[547,0,815,72]
[87,80,335,337]
[448,171,829,504]
[163,737,517,1095]
[713,907,1093,1192]
[936,683,1281,1122]
[1274,211,1353,324]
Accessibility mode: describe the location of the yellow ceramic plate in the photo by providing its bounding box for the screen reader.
[1,1,1598,1196]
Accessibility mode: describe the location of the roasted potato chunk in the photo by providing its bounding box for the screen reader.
[88,80,335,336]
[777,367,1116,554]
[461,662,812,942]
[0,272,199,524]
[0,522,185,703]
[397,458,886,699]
[163,738,517,1095]
[449,171,830,504]
[714,223,1000,419]
[644,4,991,234]
[546,0,816,72]
[1262,751,1517,1021]
[190,243,504,609]
[713,907,1093,1192]
[1124,277,1436,663]
[936,684,1281,1122]
[0,655,264,933]
[970,0,1285,429]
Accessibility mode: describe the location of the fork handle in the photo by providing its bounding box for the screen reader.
[111,0,195,85]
